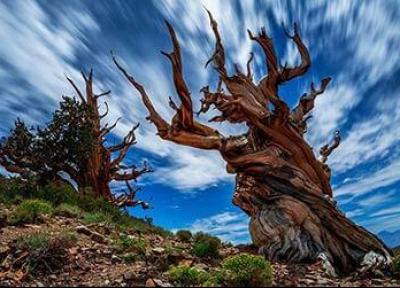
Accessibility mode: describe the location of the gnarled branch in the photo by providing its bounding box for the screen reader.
[113,161,153,181]
[248,27,279,77]
[66,76,86,104]
[319,130,341,164]
[279,22,311,83]
[161,21,194,131]
[113,48,222,150]
[291,77,332,133]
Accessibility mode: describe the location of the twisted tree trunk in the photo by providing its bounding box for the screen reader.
[115,12,392,274]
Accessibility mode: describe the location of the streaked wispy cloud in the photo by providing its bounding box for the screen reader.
[178,211,250,244]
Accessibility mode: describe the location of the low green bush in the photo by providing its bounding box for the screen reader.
[0,177,171,236]
[14,230,78,275]
[32,183,78,207]
[192,232,221,259]
[54,203,82,218]
[219,253,273,287]
[116,234,147,255]
[168,265,209,287]
[16,232,51,250]
[0,176,38,205]
[82,212,112,224]
[56,230,78,247]
[120,253,136,263]
[8,199,53,225]
[176,230,192,242]
[394,255,400,273]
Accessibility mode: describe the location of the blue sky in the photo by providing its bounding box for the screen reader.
[1,0,400,244]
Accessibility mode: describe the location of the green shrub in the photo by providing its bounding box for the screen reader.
[54,203,82,218]
[176,230,192,242]
[0,177,171,237]
[8,199,53,225]
[56,230,78,248]
[192,232,221,259]
[16,232,51,250]
[0,177,37,205]
[14,230,77,275]
[394,255,400,273]
[168,265,209,287]
[394,247,400,257]
[32,183,78,207]
[219,253,273,287]
[116,234,147,254]
[120,253,136,263]
[82,212,112,224]
[193,232,221,244]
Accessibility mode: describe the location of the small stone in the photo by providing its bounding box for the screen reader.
[69,247,78,256]
[123,271,136,281]
[179,259,193,266]
[145,279,156,287]
[301,279,314,285]
[317,278,331,285]
[111,255,122,264]
[104,280,110,286]
[152,247,165,254]
[0,246,9,259]
[90,232,106,244]
[76,225,93,236]
[193,263,208,271]
[371,279,385,285]
[373,269,385,278]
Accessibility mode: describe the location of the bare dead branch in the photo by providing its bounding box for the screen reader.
[100,117,121,137]
[246,52,254,80]
[112,52,170,135]
[95,90,111,99]
[205,9,227,76]
[66,76,86,104]
[280,22,311,82]
[319,130,341,163]
[248,27,279,76]
[100,102,109,119]
[291,77,332,127]
[161,20,195,130]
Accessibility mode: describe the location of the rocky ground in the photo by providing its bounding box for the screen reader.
[0,203,399,287]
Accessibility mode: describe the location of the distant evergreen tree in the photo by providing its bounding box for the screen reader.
[0,71,151,208]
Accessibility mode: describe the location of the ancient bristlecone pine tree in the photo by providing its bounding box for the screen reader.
[0,71,151,208]
[114,13,391,274]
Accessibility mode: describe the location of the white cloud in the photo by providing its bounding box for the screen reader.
[0,1,99,126]
[335,158,400,198]
[359,213,400,234]
[357,189,396,207]
[371,204,400,218]
[346,208,364,218]
[153,149,232,191]
[329,101,400,173]
[179,211,250,244]
[307,82,360,146]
